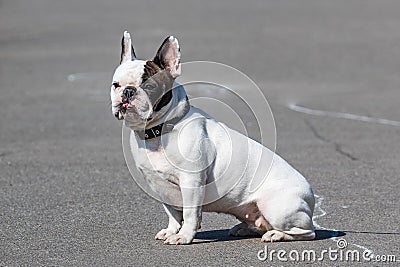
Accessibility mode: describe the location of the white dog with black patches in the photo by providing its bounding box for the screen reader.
[110,31,315,245]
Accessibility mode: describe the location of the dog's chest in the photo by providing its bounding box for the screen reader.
[138,150,171,172]
[134,148,181,194]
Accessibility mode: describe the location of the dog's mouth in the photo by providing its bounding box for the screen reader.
[114,97,131,120]
[114,96,154,121]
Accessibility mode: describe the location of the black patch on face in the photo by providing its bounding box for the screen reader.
[141,61,162,84]
[141,60,172,111]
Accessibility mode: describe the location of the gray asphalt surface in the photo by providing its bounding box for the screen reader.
[1,0,399,266]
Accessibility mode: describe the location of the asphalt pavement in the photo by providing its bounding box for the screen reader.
[1,0,399,266]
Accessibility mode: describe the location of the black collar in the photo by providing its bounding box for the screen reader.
[143,123,165,139]
[135,96,190,140]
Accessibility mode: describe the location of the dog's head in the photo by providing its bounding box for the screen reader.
[110,31,181,129]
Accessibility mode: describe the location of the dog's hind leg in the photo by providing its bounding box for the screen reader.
[261,228,315,242]
[257,194,315,242]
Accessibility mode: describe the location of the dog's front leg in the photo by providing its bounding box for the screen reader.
[155,203,183,240]
[164,173,205,245]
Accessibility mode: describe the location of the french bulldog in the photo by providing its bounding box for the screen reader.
[110,31,315,245]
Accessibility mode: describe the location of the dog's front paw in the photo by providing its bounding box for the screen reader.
[155,228,178,240]
[164,233,193,245]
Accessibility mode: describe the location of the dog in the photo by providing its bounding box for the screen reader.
[110,31,315,245]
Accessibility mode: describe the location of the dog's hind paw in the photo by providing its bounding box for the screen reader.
[261,230,291,242]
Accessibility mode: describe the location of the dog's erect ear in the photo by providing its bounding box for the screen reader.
[153,36,181,78]
[120,31,137,64]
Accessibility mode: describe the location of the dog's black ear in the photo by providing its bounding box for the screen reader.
[153,36,181,78]
[120,31,137,64]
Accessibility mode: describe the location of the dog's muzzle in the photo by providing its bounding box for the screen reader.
[114,86,137,120]
[123,86,137,98]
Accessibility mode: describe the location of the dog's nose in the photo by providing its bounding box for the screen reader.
[123,86,137,98]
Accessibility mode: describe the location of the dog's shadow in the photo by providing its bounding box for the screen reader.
[193,229,345,244]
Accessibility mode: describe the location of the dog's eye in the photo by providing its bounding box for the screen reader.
[112,82,120,88]
[145,84,155,90]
